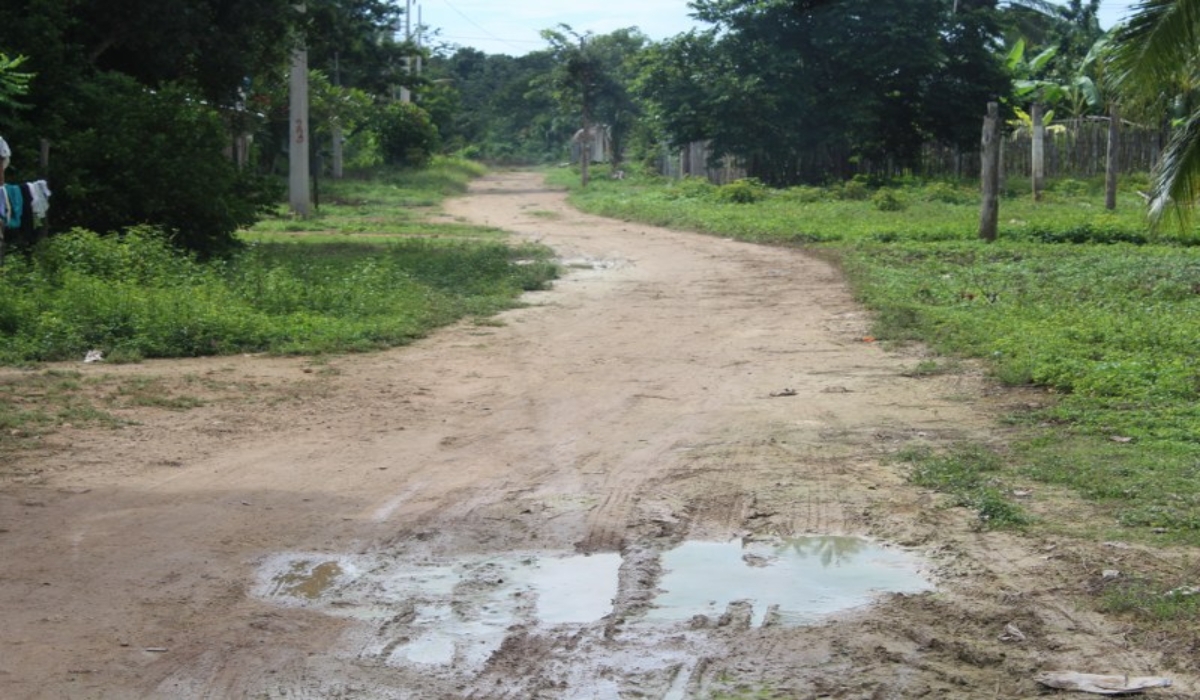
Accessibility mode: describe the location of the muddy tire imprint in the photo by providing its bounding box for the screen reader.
[0,171,1195,698]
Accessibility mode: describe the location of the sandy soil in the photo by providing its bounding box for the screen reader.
[0,170,1193,699]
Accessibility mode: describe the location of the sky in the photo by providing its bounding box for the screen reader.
[417,1,1140,57]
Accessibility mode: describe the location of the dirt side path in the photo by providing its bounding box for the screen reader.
[0,171,1192,698]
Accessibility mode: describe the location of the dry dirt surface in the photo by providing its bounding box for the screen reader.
[1,170,1194,699]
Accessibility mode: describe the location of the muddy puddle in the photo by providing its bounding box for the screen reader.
[255,536,931,688]
[648,536,933,628]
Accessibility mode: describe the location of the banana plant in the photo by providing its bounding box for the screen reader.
[0,53,33,111]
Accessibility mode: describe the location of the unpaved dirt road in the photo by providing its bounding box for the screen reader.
[1,171,1193,698]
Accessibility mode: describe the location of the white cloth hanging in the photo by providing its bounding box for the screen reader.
[28,180,50,219]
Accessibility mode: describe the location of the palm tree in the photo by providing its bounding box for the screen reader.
[1113,0,1200,226]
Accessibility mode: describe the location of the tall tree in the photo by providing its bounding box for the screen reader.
[540,26,606,185]
[640,0,1009,184]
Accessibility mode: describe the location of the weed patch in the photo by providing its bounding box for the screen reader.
[0,160,558,364]
[897,444,1029,529]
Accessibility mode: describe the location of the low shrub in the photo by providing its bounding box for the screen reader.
[871,189,907,212]
[715,178,769,204]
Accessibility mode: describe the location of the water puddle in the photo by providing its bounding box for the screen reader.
[647,536,932,627]
[254,536,931,682]
[256,550,623,669]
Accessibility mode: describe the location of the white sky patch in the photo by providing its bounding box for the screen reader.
[421,0,704,56]
[420,0,1139,57]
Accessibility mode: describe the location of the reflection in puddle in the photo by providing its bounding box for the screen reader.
[648,537,932,627]
[255,537,932,679]
[258,551,624,669]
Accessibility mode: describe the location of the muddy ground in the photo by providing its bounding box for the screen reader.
[0,171,1194,698]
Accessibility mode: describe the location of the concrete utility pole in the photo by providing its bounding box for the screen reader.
[400,0,414,103]
[289,3,311,217]
[331,52,344,179]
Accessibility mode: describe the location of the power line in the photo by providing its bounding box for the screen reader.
[436,0,530,53]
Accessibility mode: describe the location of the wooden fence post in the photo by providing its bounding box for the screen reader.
[980,101,1000,242]
[1031,102,1045,201]
[1106,104,1120,211]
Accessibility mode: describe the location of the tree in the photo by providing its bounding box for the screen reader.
[424,48,562,162]
[375,101,440,167]
[639,0,1009,185]
[1112,0,1200,226]
[1001,0,1104,76]
[0,0,406,254]
[540,26,606,186]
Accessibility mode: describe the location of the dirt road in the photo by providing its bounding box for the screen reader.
[1,171,1192,698]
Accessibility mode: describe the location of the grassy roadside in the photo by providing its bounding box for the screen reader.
[0,159,557,457]
[553,165,1200,639]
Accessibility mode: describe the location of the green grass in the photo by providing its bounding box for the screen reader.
[548,167,1169,246]
[896,443,1030,529]
[0,158,558,364]
[557,165,1200,548]
[0,158,558,455]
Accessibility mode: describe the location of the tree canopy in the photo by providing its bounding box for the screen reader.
[636,0,1011,184]
[0,0,412,254]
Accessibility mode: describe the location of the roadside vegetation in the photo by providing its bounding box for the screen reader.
[554,166,1200,544]
[0,158,557,453]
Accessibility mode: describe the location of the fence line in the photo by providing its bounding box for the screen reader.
[664,118,1164,185]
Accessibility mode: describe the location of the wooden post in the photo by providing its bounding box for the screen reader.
[37,139,50,243]
[1105,103,1120,211]
[980,101,1000,242]
[1031,102,1045,201]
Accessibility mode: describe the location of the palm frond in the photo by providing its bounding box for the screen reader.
[1149,106,1200,229]
[1113,0,1200,100]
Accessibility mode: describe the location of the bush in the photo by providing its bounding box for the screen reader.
[715,178,769,204]
[376,102,442,167]
[871,189,907,212]
[664,176,718,200]
[48,73,278,257]
[832,179,871,201]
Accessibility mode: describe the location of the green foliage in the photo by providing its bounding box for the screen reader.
[46,73,278,255]
[563,170,1200,544]
[832,180,872,201]
[0,163,557,364]
[1099,574,1200,622]
[898,443,1029,529]
[665,177,718,201]
[0,52,33,111]
[922,182,974,205]
[425,48,563,163]
[641,0,1011,184]
[871,189,907,212]
[715,178,768,204]
[375,101,441,168]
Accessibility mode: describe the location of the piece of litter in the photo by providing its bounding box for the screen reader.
[1166,586,1200,598]
[1110,435,1134,443]
[144,647,169,653]
[1035,671,1171,695]
[83,350,104,363]
[999,623,1026,642]
[768,389,797,398]
[1102,569,1121,580]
